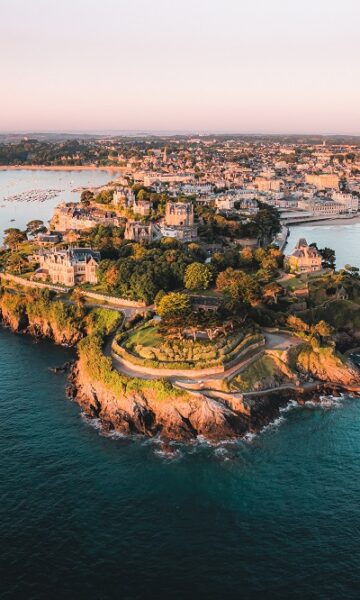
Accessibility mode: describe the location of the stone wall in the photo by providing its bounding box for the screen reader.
[80,290,146,308]
[0,273,69,293]
[0,273,146,308]
[111,339,266,379]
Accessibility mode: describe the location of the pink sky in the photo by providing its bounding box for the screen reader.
[1,0,359,133]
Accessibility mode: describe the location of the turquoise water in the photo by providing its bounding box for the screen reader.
[1,326,360,599]
[0,169,118,241]
[286,221,360,270]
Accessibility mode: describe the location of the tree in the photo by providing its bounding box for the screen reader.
[184,262,211,290]
[286,315,310,333]
[216,268,260,306]
[252,204,281,247]
[71,287,86,317]
[3,228,27,251]
[311,320,333,343]
[104,265,119,290]
[26,220,46,236]
[81,190,94,205]
[262,282,283,304]
[6,252,27,274]
[154,289,166,309]
[344,264,359,278]
[319,247,336,270]
[240,246,253,264]
[157,292,191,322]
[137,189,147,201]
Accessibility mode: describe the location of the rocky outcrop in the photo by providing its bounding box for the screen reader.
[69,360,254,441]
[0,293,82,346]
[0,302,28,332]
[68,338,360,442]
[26,317,82,346]
[295,345,360,387]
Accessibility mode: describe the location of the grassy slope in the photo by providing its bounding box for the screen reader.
[299,300,360,331]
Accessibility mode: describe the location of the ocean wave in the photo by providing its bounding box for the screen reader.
[280,399,299,413]
[80,413,102,430]
[261,415,286,434]
[243,431,257,443]
[214,447,231,461]
[305,394,346,410]
[154,447,183,462]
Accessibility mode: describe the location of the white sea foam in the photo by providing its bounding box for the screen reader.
[80,413,102,430]
[261,415,286,433]
[243,431,257,443]
[154,448,183,462]
[305,395,344,410]
[280,399,299,413]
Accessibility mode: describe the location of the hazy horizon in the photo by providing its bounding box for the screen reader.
[2,129,360,137]
[1,0,359,134]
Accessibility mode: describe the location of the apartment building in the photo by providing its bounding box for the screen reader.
[305,173,340,190]
[298,198,346,216]
[331,192,359,212]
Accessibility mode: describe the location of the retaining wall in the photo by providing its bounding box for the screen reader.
[80,289,146,308]
[112,339,266,378]
[0,273,69,293]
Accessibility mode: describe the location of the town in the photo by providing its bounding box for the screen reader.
[0,135,359,439]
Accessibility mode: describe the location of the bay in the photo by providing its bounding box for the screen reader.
[0,169,118,240]
[286,221,360,270]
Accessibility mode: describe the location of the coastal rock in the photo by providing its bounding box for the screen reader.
[0,295,82,346]
[26,318,82,346]
[70,362,250,441]
[0,303,28,332]
[295,346,360,387]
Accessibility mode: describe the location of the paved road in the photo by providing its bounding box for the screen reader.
[264,332,301,351]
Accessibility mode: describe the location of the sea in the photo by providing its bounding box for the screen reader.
[286,221,360,270]
[1,171,360,599]
[0,169,119,242]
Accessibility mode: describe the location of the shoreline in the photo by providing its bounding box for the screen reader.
[1,317,359,442]
[283,214,360,253]
[0,165,124,172]
[285,215,360,228]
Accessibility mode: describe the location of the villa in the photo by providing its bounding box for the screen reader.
[34,248,100,286]
[285,239,322,274]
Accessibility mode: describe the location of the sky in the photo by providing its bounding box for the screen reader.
[1,0,359,134]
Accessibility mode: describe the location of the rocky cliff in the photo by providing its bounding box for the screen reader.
[0,292,83,346]
[294,344,359,387]
[70,358,252,441]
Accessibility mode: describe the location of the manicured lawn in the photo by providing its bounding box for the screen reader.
[280,276,307,290]
[125,325,163,349]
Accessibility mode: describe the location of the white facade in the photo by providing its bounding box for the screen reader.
[331,192,359,212]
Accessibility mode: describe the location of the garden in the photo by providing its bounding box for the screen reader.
[113,319,264,370]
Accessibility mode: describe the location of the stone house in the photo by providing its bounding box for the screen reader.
[285,239,322,274]
[34,248,100,286]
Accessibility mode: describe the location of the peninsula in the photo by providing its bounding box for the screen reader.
[1,135,360,442]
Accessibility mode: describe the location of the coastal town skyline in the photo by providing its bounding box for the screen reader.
[1,0,359,134]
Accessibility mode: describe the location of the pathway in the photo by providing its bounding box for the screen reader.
[109,330,302,386]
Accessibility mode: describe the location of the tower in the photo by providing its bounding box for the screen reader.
[163,146,168,163]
